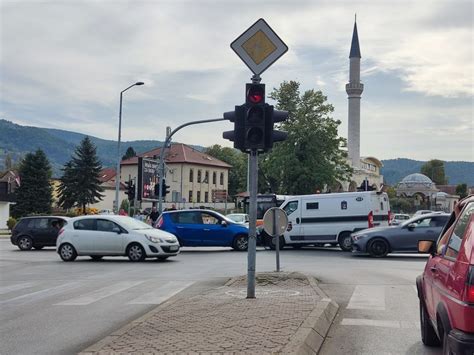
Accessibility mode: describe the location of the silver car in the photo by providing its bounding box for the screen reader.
[57,215,180,262]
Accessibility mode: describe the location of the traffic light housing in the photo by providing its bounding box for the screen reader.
[125,180,135,201]
[161,179,170,198]
[223,82,288,153]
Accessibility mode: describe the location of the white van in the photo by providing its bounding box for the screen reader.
[275,191,391,251]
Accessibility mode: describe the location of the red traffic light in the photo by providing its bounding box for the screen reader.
[247,86,264,104]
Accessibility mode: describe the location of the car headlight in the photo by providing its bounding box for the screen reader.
[145,234,163,243]
[352,234,368,241]
[164,236,177,243]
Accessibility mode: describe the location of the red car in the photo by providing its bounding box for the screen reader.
[416,195,474,354]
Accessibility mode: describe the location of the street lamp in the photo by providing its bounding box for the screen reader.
[114,82,144,212]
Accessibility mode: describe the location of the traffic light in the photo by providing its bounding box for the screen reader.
[244,83,266,151]
[161,179,170,197]
[125,180,135,201]
[264,105,289,151]
[223,105,245,151]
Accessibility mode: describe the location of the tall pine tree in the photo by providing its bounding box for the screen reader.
[122,146,137,161]
[58,137,104,214]
[13,149,53,217]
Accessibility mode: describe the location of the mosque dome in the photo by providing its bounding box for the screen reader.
[400,173,433,184]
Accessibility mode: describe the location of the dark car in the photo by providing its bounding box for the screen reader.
[416,195,474,354]
[11,216,68,250]
[156,209,250,251]
[351,212,449,257]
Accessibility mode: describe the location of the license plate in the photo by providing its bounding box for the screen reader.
[169,245,179,251]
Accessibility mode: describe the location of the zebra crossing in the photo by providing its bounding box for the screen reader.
[0,279,194,307]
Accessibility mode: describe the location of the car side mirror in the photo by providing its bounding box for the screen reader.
[221,220,227,227]
[112,227,121,234]
[407,223,416,230]
[418,240,435,255]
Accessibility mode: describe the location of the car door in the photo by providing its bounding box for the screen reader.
[200,212,235,246]
[282,200,303,243]
[32,218,52,245]
[397,216,439,252]
[72,219,97,254]
[45,218,63,245]
[95,219,125,254]
[171,211,205,246]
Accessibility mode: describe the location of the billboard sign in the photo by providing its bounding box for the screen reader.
[137,157,159,201]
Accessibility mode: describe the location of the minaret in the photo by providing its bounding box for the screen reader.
[346,18,364,168]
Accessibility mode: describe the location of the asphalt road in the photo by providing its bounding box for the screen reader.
[0,238,441,355]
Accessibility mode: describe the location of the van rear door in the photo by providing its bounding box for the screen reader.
[371,193,390,227]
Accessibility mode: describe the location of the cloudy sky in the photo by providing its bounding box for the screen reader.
[1,0,473,161]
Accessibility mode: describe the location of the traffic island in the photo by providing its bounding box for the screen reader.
[80,272,338,355]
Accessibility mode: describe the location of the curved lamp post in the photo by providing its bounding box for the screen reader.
[114,82,144,212]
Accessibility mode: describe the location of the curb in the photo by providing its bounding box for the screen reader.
[280,275,339,354]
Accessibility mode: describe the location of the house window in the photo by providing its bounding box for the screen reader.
[205,192,209,203]
[188,190,193,203]
[189,169,193,183]
[220,172,224,185]
[197,191,201,203]
[212,172,216,185]
[197,170,202,183]
[204,171,209,184]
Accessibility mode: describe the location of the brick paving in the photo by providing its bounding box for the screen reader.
[82,272,327,355]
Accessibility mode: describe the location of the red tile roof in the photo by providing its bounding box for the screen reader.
[99,168,116,183]
[121,143,231,168]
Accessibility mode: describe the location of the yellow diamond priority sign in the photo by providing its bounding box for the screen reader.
[231,18,288,76]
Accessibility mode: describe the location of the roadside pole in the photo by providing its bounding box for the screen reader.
[247,149,258,298]
[274,208,280,272]
[158,118,226,214]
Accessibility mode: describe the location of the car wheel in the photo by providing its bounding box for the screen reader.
[157,256,169,261]
[233,235,248,251]
[127,243,146,262]
[338,232,352,252]
[18,236,33,251]
[59,243,77,262]
[368,238,389,258]
[268,236,285,250]
[34,246,44,250]
[90,256,103,261]
[420,301,440,346]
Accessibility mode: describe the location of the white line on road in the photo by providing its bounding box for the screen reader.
[341,318,420,329]
[55,281,144,306]
[127,281,194,305]
[0,282,36,295]
[347,285,386,311]
[0,282,81,305]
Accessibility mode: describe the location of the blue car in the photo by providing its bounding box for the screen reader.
[156,209,249,251]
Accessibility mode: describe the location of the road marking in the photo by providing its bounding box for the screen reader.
[0,282,36,295]
[347,285,385,311]
[341,318,420,329]
[0,282,81,305]
[55,281,144,306]
[127,281,194,305]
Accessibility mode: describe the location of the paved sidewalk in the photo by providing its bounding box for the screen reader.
[81,272,338,355]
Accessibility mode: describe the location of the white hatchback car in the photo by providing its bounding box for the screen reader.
[57,215,180,262]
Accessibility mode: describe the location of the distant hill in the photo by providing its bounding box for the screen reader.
[1,119,473,185]
[0,119,172,176]
[381,158,474,186]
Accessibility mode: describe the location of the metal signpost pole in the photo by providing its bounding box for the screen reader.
[274,209,280,272]
[247,149,258,298]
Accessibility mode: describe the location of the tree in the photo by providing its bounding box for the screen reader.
[12,149,53,217]
[122,146,136,161]
[58,137,104,214]
[455,183,468,199]
[260,81,352,194]
[420,159,447,185]
[205,145,247,197]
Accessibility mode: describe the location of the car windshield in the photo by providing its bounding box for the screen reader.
[226,214,246,223]
[117,217,154,230]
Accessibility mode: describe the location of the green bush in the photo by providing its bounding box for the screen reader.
[6,217,17,231]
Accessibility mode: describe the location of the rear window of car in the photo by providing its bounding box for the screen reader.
[73,219,96,231]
